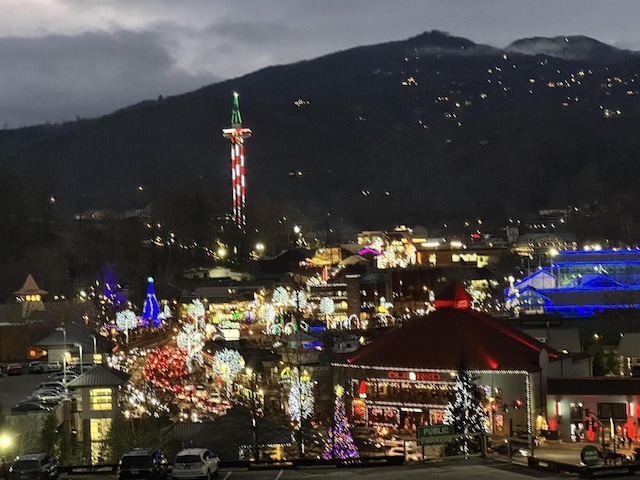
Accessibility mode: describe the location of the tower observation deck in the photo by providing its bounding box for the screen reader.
[222,92,252,229]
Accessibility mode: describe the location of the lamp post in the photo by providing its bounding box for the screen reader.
[56,326,67,378]
[56,326,67,354]
[90,335,97,364]
[246,367,259,461]
[74,343,83,374]
[61,353,67,384]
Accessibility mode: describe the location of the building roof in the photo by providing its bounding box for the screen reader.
[548,377,640,396]
[36,322,111,352]
[343,308,559,372]
[14,274,48,296]
[65,364,130,388]
[540,287,640,308]
[555,249,640,264]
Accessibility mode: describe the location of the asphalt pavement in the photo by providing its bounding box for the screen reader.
[0,366,53,413]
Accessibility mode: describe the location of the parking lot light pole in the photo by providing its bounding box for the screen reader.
[74,343,83,373]
[246,367,259,462]
[90,335,97,363]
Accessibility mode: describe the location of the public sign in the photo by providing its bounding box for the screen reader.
[417,425,456,445]
[417,425,454,438]
[580,445,600,466]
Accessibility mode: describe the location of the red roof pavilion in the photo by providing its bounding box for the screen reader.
[347,307,559,372]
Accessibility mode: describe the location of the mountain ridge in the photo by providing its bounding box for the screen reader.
[2,30,640,246]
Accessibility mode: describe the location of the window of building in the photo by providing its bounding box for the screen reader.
[90,388,112,411]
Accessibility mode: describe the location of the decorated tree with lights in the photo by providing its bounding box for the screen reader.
[291,289,308,310]
[320,297,335,327]
[212,348,245,398]
[142,277,161,326]
[176,323,204,373]
[288,368,314,424]
[323,385,359,460]
[272,286,289,306]
[187,298,206,330]
[116,309,138,343]
[444,364,489,456]
[143,346,189,391]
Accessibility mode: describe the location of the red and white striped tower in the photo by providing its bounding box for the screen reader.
[222,92,252,229]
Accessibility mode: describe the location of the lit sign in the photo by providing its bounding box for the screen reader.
[388,371,441,381]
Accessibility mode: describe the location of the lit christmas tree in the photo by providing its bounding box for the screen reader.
[320,297,335,328]
[288,368,314,424]
[142,277,161,326]
[116,309,138,343]
[444,365,489,456]
[212,348,245,398]
[187,299,206,330]
[323,385,359,460]
[143,346,188,389]
[176,323,204,373]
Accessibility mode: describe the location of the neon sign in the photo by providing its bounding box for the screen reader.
[388,371,441,381]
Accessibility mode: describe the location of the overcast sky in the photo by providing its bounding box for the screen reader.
[3,0,640,127]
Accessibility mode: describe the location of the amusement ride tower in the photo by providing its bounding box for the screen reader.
[222,92,252,229]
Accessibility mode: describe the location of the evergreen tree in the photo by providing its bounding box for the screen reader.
[444,365,489,456]
[322,385,359,460]
[39,413,58,455]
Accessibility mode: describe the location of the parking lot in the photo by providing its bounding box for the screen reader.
[0,362,54,413]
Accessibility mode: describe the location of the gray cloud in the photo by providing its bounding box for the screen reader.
[4,0,640,127]
[0,30,219,127]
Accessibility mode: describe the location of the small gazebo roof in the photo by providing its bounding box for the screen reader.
[14,274,48,296]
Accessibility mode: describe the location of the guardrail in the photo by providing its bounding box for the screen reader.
[59,456,404,475]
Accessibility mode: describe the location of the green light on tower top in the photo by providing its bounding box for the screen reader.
[231,92,243,127]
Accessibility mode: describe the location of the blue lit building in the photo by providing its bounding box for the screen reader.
[506,250,640,318]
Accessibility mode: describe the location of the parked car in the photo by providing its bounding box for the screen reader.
[7,453,59,480]
[28,361,44,374]
[6,364,23,376]
[117,448,168,480]
[11,402,52,413]
[172,448,220,479]
[45,361,61,373]
[387,446,423,461]
[27,389,67,404]
[47,372,77,383]
[36,382,68,394]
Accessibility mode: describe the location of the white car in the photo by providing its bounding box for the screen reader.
[387,446,423,461]
[172,448,219,479]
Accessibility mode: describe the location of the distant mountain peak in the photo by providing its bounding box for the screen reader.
[506,35,637,61]
[406,30,497,55]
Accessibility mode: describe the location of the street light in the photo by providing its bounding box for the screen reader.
[56,326,67,370]
[90,335,97,363]
[61,353,67,384]
[74,343,83,374]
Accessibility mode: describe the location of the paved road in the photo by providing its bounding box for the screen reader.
[0,366,52,413]
[61,459,567,480]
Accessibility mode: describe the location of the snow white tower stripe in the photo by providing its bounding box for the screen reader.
[222,92,252,230]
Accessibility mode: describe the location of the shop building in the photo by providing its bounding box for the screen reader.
[332,285,590,438]
[547,377,640,443]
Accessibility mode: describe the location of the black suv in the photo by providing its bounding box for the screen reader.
[7,453,59,480]
[118,449,168,480]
